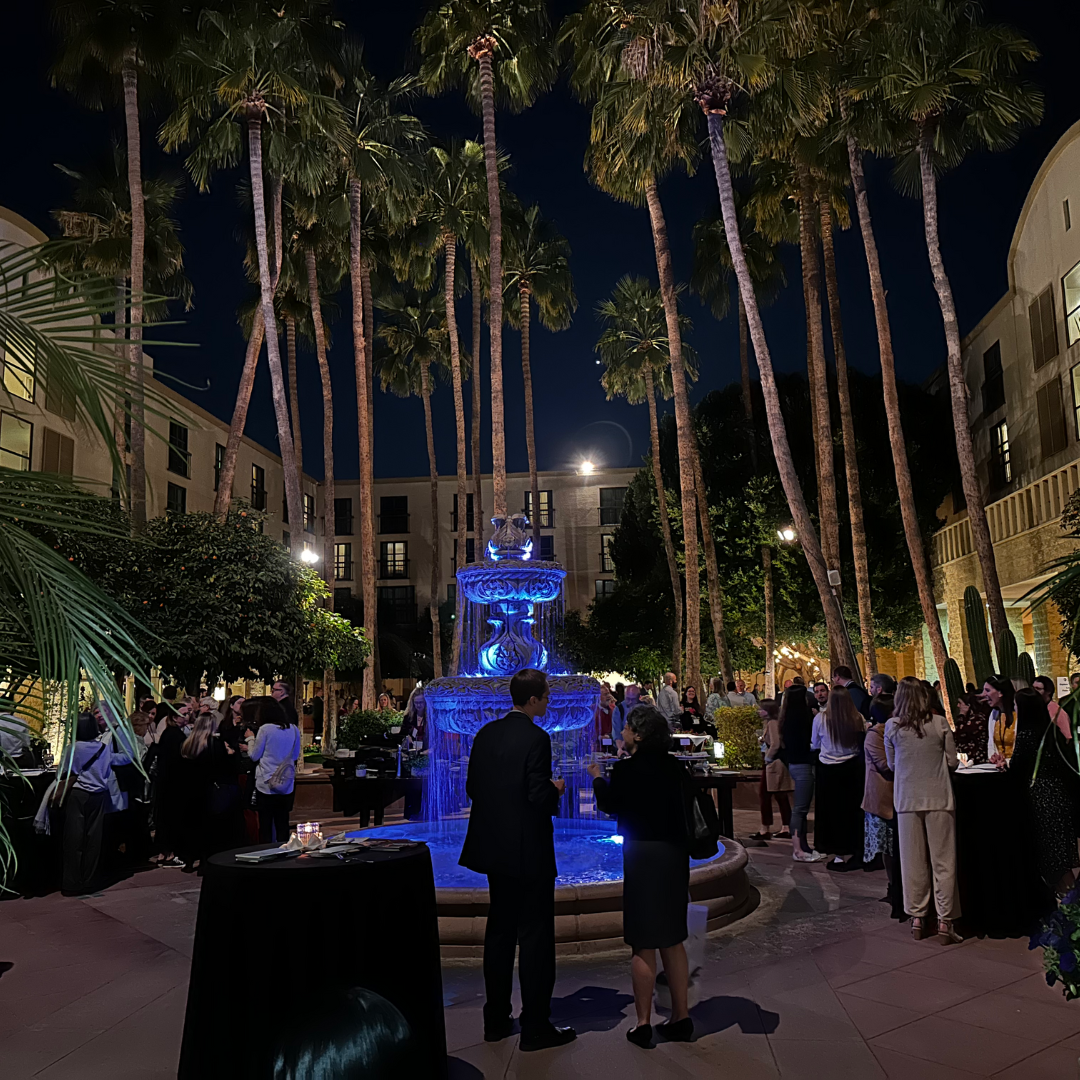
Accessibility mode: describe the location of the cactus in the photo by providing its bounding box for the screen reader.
[1017,651,1036,686]
[964,585,994,686]
[995,629,1018,680]
[944,657,965,717]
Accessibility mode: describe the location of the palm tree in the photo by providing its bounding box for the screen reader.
[503,202,576,548]
[469,252,486,551]
[163,1,341,546]
[52,1,184,530]
[375,287,450,676]
[858,0,1043,646]
[338,46,424,706]
[596,275,692,681]
[417,0,557,530]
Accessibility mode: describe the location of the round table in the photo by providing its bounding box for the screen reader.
[178,843,446,1078]
[952,768,1054,938]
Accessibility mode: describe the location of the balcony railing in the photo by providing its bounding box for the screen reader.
[335,560,353,581]
[522,507,555,527]
[932,461,1080,567]
[379,559,410,580]
[599,508,622,526]
[379,514,409,534]
[450,511,475,532]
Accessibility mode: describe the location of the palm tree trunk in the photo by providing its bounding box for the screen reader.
[214,181,282,520]
[121,48,146,531]
[444,233,468,676]
[796,162,841,625]
[644,367,683,683]
[704,110,857,675]
[819,193,877,677]
[520,286,542,549]
[348,177,378,710]
[286,315,302,477]
[362,260,382,698]
[304,248,336,741]
[692,433,732,683]
[643,180,701,697]
[918,120,1007,644]
[419,362,443,677]
[739,293,758,472]
[843,125,948,689]
[247,116,302,542]
[113,276,127,495]
[474,48,507,523]
[762,545,775,699]
[470,257,485,551]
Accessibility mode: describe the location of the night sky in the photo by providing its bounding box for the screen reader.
[1,0,1074,483]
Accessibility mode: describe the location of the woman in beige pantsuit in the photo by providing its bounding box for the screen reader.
[884,677,962,945]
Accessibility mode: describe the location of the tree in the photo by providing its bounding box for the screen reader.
[375,287,451,677]
[52,0,184,530]
[163,1,341,546]
[503,202,576,548]
[417,0,557,527]
[858,0,1042,646]
[597,274,692,681]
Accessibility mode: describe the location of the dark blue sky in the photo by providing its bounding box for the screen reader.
[2,0,1072,482]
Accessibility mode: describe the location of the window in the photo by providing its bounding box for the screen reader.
[539,534,554,560]
[1065,260,1080,348]
[0,412,32,470]
[447,583,457,606]
[600,533,615,573]
[45,371,75,421]
[466,537,475,564]
[41,428,74,476]
[1070,365,1080,440]
[378,585,416,627]
[334,586,352,606]
[380,540,408,579]
[166,482,187,515]
[379,495,408,533]
[1030,286,1059,369]
[524,489,554,527]
[595,579,617,600]
[303,492,315,533]
[599,487,626,526]
[214,444,226,491]
[1066,199,1073,232]
[168,421,189,477]
[335,498,353,535]
[282,497,288,524]
[451,492,474,532]
[1037,376,1069,460]
[282,531,290,549]
[251,464,266,511]
[334,542,352,580]
[1,334,35,402]
[981,341,1004,414]
[990,420,1012,488]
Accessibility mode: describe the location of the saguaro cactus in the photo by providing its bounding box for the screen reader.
[943,657,965,717]
[1017,651,1036,686]
[964,586,994,687]
[995,629,1018,680]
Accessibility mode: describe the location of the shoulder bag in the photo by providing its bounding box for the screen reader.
[682,769,721,860]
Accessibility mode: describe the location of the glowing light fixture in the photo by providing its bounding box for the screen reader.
[777,526,796,543]
[579,459,595,476]
[713,741,725,760]
[212,685,226,702]
[298,548,320,564]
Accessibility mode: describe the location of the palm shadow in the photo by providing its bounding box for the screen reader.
[550,985,635,1033]
[689,995,780,1039]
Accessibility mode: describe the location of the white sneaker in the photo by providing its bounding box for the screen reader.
[793,850,827,863]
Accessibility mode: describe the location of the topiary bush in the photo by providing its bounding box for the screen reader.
[337,708,401,750]
[710,706,764,769]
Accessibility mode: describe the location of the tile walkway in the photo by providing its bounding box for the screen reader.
[2,805,1079,1078]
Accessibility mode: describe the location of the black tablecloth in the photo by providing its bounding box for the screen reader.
[178,843,446,1078]
[953,769,1054,938]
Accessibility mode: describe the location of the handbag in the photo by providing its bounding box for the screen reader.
[50,743,106,809]
[682,772,721,860]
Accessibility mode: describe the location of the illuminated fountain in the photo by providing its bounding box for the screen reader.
[360,513,750,951]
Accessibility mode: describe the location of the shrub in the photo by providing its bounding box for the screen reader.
[711,706,763,769]
[337,708,401,750]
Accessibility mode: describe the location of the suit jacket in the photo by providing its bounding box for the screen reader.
[459,711,560,879]
[843,682,871,720]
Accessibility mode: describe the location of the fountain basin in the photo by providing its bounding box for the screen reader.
[353,820,753,955]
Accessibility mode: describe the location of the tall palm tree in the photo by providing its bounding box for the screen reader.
[375,287,450,675]
[338,45,424,705]
[52,0,184,530]
[596,275,692,681]
[469,252,486,551]
[417,0,557,530]
[163,1,342,546]
[858,0,1043,646]
[503,202,576,548]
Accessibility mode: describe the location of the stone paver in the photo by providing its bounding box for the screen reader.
[1,804,1078,1077]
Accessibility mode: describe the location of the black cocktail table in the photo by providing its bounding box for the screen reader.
[178,842,446,1078]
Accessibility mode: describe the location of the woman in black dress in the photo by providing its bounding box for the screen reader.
[588,704,692,1048]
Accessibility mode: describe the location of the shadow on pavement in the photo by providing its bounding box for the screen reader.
[551,984,635,1033]
[690,995,780,1038]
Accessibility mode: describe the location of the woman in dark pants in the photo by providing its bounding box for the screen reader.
[779,686,826,862]
[588,704,692,1048]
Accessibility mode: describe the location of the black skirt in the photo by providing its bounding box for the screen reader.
[622,839,689,949]
[813,756,865,857]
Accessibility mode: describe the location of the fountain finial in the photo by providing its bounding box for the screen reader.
[486,514,533,561]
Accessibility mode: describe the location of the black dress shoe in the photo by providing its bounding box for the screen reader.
[484,1021,515,1043]
[519,1025,576,1052]
[656,1016,694,1042]
[626,1024,653,1048]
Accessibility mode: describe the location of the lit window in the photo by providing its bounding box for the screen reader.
[168,421,189,477]
[1030,286,1059,369]
[0,412,32,470]
[334,542,352,580]
[600,533,615,573]
[1064,261,1080,348]
[1,335,35,402]
[380,540,407,578]
[166,482,187,515]
[524,489,554,527]
[251,464,267,510]
[303,492,315,533]
[990,420,1012,487]
[595,579,617,600]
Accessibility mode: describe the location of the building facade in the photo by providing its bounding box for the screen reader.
[930,120,1080,682]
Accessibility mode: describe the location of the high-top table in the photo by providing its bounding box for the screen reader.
[178,842,446,1078]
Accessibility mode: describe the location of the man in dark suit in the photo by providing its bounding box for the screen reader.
[459,668,576,1052]
[831,665,870,719]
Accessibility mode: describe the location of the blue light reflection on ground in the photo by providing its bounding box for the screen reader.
[350,819,725,890]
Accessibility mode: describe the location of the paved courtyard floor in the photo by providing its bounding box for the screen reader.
[2,806,1080,1078]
